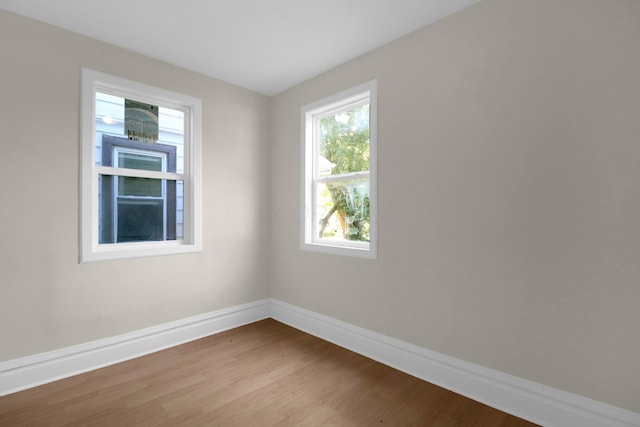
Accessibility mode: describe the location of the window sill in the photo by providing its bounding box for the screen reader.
[80,240,202,263]
[301,241,376,260]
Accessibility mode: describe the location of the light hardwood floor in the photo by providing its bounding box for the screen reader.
[0,319,538,426]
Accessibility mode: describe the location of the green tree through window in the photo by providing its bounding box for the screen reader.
[318,104,371,242]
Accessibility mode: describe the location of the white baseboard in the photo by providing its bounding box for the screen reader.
[0,299,270,396]
[2,298,639,427]
[269,299,640,427]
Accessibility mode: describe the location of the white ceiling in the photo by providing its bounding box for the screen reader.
[0,0,480,95]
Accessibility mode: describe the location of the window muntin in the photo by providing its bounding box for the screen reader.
[81,69,201,262]
[302,81,377,258]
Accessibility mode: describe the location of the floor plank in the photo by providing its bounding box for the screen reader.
[0,319,539,426]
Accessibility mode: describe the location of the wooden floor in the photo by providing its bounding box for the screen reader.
[0,319,538,426]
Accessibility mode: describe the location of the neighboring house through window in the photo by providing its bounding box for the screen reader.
[80,69,202,262]
[100,135,177,244]
[301,80,378,259]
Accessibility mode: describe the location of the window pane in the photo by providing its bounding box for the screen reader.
[95,92,184,173]
[319,103,370,175]
[117,199,164,242]
[315,177,370,242]
[99,176,182,244]
[118,177,163,197]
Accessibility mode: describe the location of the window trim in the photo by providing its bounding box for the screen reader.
[300,80,378,259]
[80,68,202,262]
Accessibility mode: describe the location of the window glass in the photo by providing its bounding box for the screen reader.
[319,104,370,174]
[117,177,163,197]
[315,178,370,242]
[315,102,371,243]
[95,92,184,172]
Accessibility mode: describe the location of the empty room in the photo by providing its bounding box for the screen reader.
[1,0,639,425]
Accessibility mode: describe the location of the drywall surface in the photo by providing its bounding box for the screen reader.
[268,0,640,412]
[0,10,270,361]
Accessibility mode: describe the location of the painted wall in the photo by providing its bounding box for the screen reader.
[268,0,640,413]
[0,10,270,361]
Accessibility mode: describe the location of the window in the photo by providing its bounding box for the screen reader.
[301,81,377,258]
[80,69,201,262]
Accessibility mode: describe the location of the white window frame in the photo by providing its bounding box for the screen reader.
[301,80,378,259]
[80,68,202,262]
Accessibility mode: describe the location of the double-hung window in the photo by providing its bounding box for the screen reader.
[302,81,377,258]
[80,69,202,262]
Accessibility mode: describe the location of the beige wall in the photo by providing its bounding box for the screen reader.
[269,0,640,412]
[0,11,270,360]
